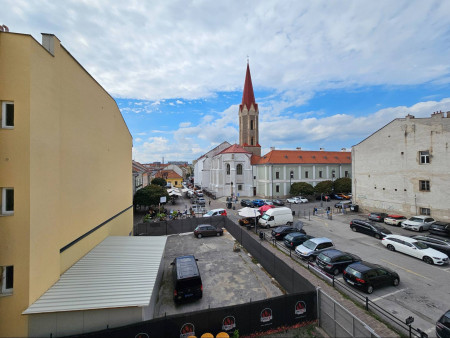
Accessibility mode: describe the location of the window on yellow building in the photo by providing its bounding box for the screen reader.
[1,101,14,128]
[1,188,14,215]
[1,266,13,294]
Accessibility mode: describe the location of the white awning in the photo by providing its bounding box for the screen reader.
[23,236,167,314]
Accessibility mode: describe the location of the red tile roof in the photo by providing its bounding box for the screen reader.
[252,150,351,165]
[239,63,258,111]
[155,170,182,179]
[216,144,252,155]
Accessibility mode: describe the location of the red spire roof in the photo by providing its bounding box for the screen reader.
[240,63,258,111]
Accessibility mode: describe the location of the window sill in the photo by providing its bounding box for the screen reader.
[0,291,13,297]
[1,126,14,130]
[0,212,14,217]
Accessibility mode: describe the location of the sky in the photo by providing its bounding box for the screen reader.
[3,0,450,163]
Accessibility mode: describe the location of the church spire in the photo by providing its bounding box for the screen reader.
[240,62,258,111]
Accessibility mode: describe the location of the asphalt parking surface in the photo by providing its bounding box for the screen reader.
[153,230,284,318]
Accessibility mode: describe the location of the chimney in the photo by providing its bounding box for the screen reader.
[270,147,275,151]
[296,147,302,150]
[431,111,444,119]
[341,148,347,152]
[447,111,450,118]
[42,33,56,55]
[320,148,325,151]
[405,114,415,119]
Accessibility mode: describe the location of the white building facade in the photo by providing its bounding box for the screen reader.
[352,112,450,220]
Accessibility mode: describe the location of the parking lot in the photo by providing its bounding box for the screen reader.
[153,229,284,318]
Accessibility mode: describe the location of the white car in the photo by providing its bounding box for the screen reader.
[295,196,309,203]
[382,234,449,265]
[401,216,435,232]
[384,215,407,226]
[202,208,227,217]
[286,197,300,204]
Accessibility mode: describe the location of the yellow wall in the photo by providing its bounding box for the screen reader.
[168,177,182,188]
[0,32,132,337]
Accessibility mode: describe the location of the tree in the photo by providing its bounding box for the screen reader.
[134,184,169,207]
[333,177,351,193]
[314,180,333,195]
[290,182,314,196]
[151,177,167,187]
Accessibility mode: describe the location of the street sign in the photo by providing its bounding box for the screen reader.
[160,196,167,203]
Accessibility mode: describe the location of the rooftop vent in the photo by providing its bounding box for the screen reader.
[296,147,302,150]
[320,148,325,151]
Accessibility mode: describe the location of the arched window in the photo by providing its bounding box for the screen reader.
[250,120,254,130]
[237,164,243,175]
[226,163,230,175]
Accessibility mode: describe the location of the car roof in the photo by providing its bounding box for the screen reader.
[385,234,417,243]
[409,215,431,220]
[308,237,332,244]
[286,232,307,238]
[320,249,344,258]
[433,221,450,226]
[347,261,380,272]
[387,214,405,218]
[210,208,225,212]
[414,235,450,243]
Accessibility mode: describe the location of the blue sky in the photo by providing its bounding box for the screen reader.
[3,0,450,163]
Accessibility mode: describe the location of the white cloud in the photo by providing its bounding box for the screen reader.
[179,122,191,128]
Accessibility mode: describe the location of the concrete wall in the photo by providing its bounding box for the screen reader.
[0,32,132,337]
[352,114,450,220]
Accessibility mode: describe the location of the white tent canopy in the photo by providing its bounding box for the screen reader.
[238,207,260,218]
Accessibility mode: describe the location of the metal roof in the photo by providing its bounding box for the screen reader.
[23,236,167,314]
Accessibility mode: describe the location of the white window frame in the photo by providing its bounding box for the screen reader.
[1,266,13,294]
[1,101,14,129]
[419,151,430,164]
[1,188,14,215]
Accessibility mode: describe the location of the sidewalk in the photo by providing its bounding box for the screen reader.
[209,197,399,337]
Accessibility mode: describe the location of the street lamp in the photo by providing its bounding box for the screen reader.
[289,171,294,209]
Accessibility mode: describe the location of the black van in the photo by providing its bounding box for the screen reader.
[171,255,203,302]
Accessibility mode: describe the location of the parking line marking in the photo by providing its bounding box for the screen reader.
[371,288,406,302]
[380,259,432,280]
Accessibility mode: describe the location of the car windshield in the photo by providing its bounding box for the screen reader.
[318,254,331,263]
[303,240,317,250]
[345,266,362,278]
[409,217,424,222]
[412,241,428,249]
[261,214,270,220]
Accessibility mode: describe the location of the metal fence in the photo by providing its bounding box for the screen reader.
[318,288,380,338]
[134,216,226,236]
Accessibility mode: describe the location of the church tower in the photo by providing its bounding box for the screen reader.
[239,62,261,156]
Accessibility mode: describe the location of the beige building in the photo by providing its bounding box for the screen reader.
[0,32,132,337]
[352,112,450,220]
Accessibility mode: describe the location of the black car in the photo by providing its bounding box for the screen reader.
[271,226,305,240]
[350,219,392,239]
[240,199,254,207]
[343,261,400,294]
[436,309,450,338]
[368,212,388,222]
[429,221,450,237]
[193,224,223,238]
[411,235,450,256]
[272,199,285,206]
[316,249,362,276]
[283,232,314,250]
[171,255,203,302]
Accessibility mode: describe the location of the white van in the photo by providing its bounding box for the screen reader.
[258,207,293,228]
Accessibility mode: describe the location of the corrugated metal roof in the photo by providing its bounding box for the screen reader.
[23,236,167,314]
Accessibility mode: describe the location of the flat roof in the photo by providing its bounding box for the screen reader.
[23,236,167,314]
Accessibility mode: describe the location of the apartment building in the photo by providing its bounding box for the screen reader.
[0,32,133,336]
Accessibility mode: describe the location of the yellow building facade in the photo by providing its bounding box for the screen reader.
[0,32,133,337]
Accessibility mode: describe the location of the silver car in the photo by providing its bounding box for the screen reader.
[401,216,435,232]
[294,237,334,262]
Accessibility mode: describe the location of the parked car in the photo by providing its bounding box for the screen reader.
[343,261,400,294]
[284,232,314,250]
[197,197,206,206]
[263,200,274,206]
[337,193,351,200]
[295,196,309,203]
[350,219,392,239]
[240,199,254,207]
[401,216,435,232]
[203,208,227,217]
[316,195,331,201]
[429,221,450,237]
[384,215,407,226]
[382,234,449,265]
[330,193,343,200]
[171,255,203,302]
[316,249,362,276]
[271,226,305,240]
[259,207,294,228]
[193,224,223,238]
[436,309,450,338]
[368,212,388,222]
[286,197,300,204]
[410,235,450,256]
[295,237,335,262]
[272,199,285,206]
[252,199,265,207]
[335,200,352,209]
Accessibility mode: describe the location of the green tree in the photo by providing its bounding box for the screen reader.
[134,184,169,207]
[290,182,314,196]
[314,180,333,195]
[333,177,351,193]
[151,177,167,187]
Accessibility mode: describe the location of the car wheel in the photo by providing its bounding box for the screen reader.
[308,256,315,262]
[333,268,340,276]
[351,227,356,232]
[367,285,374,294]
[387,244,395,251]
[423,256,434,265]
[197,234,202,239]
[374,234,381,239]
[393,278,400,286]
[419,227,423,232]
[217,232,221,237]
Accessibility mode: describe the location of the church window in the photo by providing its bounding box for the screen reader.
[238,184,243,191]
[226,164,230,175]
[305,171,309,178]
[276,185,280,193]
[251,137,254,145]
[275,172,280,179]
[237,164,243,175]
[250,120,254,130]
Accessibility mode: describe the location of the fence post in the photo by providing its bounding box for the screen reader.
[365,297,369,311]
[332,275,335,287]
[317,287,321,327]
